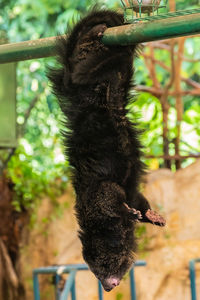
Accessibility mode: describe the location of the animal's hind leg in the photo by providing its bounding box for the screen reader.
[124,193,166,226]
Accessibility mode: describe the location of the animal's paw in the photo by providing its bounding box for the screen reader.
[83,24,107,42]
[96,24,107,37]
[123,202,142,221]
[145,209,166,226]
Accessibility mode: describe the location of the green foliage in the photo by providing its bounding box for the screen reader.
[1,0,200,215]
[116,293,124,300]
[7,143,68,212]
[131,32,200,169]
[0,0,123,213]
[5,57,69,212]
[135,224,150,253]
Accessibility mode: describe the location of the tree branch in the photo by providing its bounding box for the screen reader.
[135,85,200,97]
[141,53,200,90]
[145,154,200,160]
[174,37,185,169]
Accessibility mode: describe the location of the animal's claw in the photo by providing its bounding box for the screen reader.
[123,203,142,220]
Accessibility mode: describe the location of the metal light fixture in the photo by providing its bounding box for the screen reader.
[120,0,200,23]
[120,0,168,21]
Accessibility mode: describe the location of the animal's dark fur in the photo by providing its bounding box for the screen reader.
[48,9,165,291]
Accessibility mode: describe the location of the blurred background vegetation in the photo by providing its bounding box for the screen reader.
[0,0,200,213]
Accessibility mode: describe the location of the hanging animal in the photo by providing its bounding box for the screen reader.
[48,9,166,292]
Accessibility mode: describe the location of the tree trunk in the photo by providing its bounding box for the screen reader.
[0,175,28,300]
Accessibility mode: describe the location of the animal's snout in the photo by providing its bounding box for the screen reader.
[102,277,120,292]
[109,278,120,287]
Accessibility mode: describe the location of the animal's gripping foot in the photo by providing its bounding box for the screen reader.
[123,202,142,221]
[97,24,107,37]
[87,24,107,39]
[145,209,166,226]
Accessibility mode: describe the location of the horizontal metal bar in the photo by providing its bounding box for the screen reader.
[0,13,200,64]
[0,36,58,64]
[102,13,200,45]
[33,261,146,275]
[33,264,89,275]
[134,260,146,267]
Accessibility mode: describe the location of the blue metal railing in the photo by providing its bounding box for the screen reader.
[33,261,146,300]
[189,258,200,300]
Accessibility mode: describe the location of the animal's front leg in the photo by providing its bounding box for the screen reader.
[122,202,142,221]
[125,193,166,226]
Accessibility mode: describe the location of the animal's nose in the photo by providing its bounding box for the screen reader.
[110,278,120,287]
[103,277,120,291]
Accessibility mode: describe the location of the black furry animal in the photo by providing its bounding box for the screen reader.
[48,9,165,292]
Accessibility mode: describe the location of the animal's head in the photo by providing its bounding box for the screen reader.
[79,229,135,291]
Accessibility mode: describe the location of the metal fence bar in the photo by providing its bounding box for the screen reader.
[134,261,146,267]
[0,13,200,64]
[130,268,137,300]
[33,264,89,300]
[33,272,40,300]
[33,264,89,274]
[190,260,196,300]
[71,279,76,300]
[55,274,62,300]
[189,258,200,300]
[98,280,104,300]
[33,261,146,300]
[130,261,146,300]
[60,270,77,300]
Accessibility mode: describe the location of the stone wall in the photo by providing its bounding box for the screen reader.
[21,160,200,300]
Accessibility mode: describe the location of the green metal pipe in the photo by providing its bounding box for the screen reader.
[102,13,200,45]
[0,36,58,64]
[0,13,200,64]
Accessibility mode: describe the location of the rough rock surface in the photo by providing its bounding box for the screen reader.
[21,160,200,300]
